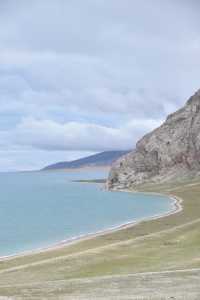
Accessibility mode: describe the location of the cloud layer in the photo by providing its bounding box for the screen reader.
[0,0,200,170]
[9,117,161,152]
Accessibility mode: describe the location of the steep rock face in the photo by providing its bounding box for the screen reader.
[107,89,200,189]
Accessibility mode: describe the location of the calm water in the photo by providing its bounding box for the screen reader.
[0,170,173,257]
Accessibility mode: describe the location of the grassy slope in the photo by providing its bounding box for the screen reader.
[0,179,200,299]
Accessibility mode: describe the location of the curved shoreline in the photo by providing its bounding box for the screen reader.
[0,191,183,262]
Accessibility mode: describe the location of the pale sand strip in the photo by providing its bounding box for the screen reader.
[0,191,182,264]
[3,196,200,277]
[1,215,200,277]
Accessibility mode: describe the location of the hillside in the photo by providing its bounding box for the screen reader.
[42,150,129,171]
[108,89,200,189]
[1,178,200,299]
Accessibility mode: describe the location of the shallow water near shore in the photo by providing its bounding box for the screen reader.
[0,170,174,257]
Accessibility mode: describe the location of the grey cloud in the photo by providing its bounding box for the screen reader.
[0,0,200,170]
[9,117,161,152]
[0,49,195,122]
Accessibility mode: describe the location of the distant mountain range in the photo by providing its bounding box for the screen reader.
[42,150,130,171]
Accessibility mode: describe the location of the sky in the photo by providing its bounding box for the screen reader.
[0,0,200,171]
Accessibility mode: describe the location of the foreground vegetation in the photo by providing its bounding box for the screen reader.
[0,178,200,299]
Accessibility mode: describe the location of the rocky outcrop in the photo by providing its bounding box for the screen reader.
[107,89,200,189]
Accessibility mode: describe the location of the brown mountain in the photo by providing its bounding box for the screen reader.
[107,89,200,189]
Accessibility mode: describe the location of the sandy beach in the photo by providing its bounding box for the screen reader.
[0,190,183,262]
[1,178,200,300]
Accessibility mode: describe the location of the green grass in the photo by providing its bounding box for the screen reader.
[0,178,200,298]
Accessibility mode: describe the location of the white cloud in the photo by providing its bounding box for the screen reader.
[0,0,200,170]
[9,117,161,152]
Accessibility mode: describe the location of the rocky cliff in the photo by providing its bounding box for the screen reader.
[107,89,200,189]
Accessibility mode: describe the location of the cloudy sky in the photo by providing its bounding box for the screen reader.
[0,0,200,171]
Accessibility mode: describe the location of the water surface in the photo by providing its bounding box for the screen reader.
[0,170,174,256]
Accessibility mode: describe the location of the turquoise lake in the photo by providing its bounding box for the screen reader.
[0,170,174,257]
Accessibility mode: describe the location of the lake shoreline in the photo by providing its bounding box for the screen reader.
[0,190,183,262]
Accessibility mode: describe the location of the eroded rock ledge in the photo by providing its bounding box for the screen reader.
[107,89,200,189]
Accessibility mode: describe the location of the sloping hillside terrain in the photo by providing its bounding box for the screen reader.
[108,89,200,189]
[42,150,129,171]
